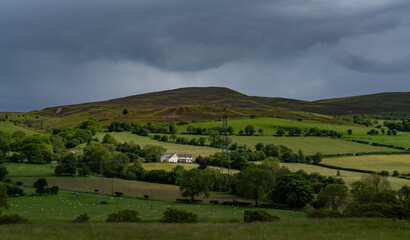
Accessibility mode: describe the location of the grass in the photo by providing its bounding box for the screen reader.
[95,132,218,158]
[0,122,39,135]
[345,132,410,149]
[4,189,305,223]
[176,117,373,136]
[4,163,58,177]
[0,218,409,240]
[229,136,395,155]
[322,155,410,174]
[8,176,241,202]
[280,163,409,190]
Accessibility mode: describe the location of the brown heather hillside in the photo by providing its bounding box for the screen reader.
[2,87,410,129]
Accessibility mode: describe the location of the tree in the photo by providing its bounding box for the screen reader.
[362,174,391,193]
[316,184,348,210]
[122,108,129,115]
[276,128,285,136]
[78,118,100,135]
[258,128,264,135]
[236,166,276,206]
[102,134,118,146]
[0,131,11,160]
[33,178,48,194]
[347,129,353,135]
[141,145,166,162]
[270,174,314,208]
[179,169,215,203]
[0,165,7,181]
[244,125,255,136]
[0,182,9,213]
[55,153,77,176]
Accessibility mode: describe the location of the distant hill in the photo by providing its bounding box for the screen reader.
[2,87,410,130]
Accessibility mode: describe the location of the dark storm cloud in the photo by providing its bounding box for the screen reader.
[1,0,410,111]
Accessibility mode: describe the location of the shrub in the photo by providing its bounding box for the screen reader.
[72,213,90,223]
[244,210,280,223]
[307,209,343,218]
[380,170,390,177]
[115,192,123,197]
[106,209,141,223]
[161,207,198,223]
[0,214,29,224]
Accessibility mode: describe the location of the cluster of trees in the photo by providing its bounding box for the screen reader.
[310,174,410,219]
[33,178,59,195]
[384,119,410,132]
[352,115,378,127]
[304,128,343,138]
[255,143,323,164]
[132,122,177,136]
[54,134,167,177]
[186,126,234,135]
[0,118,101,163]
[275,127,302,136]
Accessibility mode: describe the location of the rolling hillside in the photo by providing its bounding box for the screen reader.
[2,87,410,130]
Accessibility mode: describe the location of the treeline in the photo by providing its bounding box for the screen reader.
[384,119,410,132]
[186,125,234,135]
[0,118,100,163]
[54,136,167,177]
[309,175,410,219]
[200,143,323,171]
[107,121,177,136]
[350,139,409,151]
[334,115,378,127]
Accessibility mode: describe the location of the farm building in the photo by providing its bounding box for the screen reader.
[161,153,193,163]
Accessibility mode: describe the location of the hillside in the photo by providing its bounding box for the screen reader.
[2,87,410,129]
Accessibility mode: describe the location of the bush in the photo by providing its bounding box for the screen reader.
[380,170,390,177]
[72,213,90,223]
[307,209,343,218]
[0,214,29,224]
[115,192,123,197]
[6,185,24,197]
[161,207,198,223]
[244,210,280,223]
[106,209,141,223]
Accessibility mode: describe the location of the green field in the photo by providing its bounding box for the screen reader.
[322,155,410,174]
[5,163,58,177]
[175,117,374,136]
[95,132,218,158]
[4,189,304,223]
[345,133,410,149]
[0,122,39,135]
[281,163,409,190]
[0,218,408,240]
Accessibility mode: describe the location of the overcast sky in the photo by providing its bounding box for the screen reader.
[1,0,410,112]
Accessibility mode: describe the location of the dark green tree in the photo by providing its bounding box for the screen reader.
[244,125,255,136]
[179,169,215,202]
[122,108,129,115]
[236,166,276,206]
[33,178,48,194]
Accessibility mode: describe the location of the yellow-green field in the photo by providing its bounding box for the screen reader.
[0,122,39,135]
[322,155,410,174]
[280,163,409,190]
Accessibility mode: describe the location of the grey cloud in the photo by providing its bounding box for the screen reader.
[1,0,410,111]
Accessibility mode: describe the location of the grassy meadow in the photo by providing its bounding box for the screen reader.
[0,218,408,240]
[280,163,409,190]
[0,122,38,135]
[4,190,305,224]
[322,155,410,174]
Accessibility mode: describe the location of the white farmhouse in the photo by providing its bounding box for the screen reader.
[161,153,193,163]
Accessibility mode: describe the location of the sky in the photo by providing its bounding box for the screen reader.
[1,0,410,112]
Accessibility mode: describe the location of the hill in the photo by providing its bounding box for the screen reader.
[2,87,410,129]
